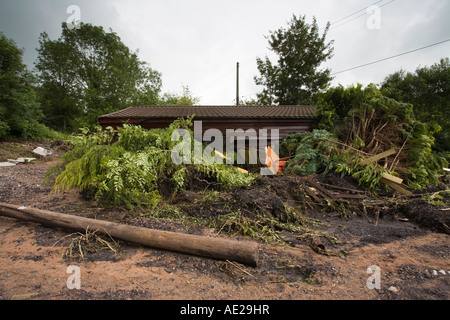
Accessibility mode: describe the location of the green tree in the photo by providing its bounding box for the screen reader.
[160,85,200,105]
[381,58,450,155]
[254,14,334,105]
[35,23,162,131]
[0,32,51,140]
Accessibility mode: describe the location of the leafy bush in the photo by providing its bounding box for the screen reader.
[281,129,394,190]
[283,130,338,176]
[315,84,448,190]
[50,119,257,209]
[404,122,448,189]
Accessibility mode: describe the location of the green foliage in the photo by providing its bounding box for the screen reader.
[196,163,257,189]
[316,83,448,190]
[216,210,282,244]
[55,144,112,194]
[381,58,450,156]
[279,132,303,158]
[0,32,60,141]
[171,167,188,194]
[254,14,334,105]
[316,84,376,130]
[423,190,450,207]
[405,121,448,189]
[283,130,339,177]
[98,150,163,209]
[160,85,200,106]
[350,164,388,190]
[51,119,257,209]
[35,22,162,131]
[281,129,394,190]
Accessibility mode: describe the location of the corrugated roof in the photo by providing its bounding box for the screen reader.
[98,105,317,120]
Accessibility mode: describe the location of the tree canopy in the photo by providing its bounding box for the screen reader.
[160,85,200,106]
[0,32,56,140]
[381,58,450,155]
[254,14,334,105]
[35,22,163,131]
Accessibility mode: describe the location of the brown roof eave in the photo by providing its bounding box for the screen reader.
[98,115,319,120]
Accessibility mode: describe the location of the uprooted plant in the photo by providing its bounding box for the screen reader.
[59,228,121,262]
[280,129,393,191]
[303,84,448,190]
[47,117,258,209]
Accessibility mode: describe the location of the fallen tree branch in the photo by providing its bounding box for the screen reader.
[0,203,259,267]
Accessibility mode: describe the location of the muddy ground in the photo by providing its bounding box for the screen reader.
[0,141,449,301]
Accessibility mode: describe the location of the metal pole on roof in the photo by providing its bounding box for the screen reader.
[236,62,240,106]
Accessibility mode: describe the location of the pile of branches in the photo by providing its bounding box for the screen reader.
[46,118,257,209]
[292,86,448,190]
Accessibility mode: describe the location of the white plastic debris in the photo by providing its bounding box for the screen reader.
[33,147,52,157]
[0,157,36,167]
[17,206,27,210]
[388,286,399,293]
[0,162,16,167]
[438,270,446,275]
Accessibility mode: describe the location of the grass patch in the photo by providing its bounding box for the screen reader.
[0,142,37,162]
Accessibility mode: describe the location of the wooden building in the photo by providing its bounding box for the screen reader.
[98,105,317,141]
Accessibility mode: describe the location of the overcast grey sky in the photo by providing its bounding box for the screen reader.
[1,0,449,105]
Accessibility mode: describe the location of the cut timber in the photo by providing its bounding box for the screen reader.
[214,150,249,174]
[214,150,227,160]
[317,183,365,194]
[380,177,413,196]
[381,172,403,185]
[334,193,366,200]
[236,167,249,174]
[304,178,335,202]
[0,203,259,267]
[360,148,396,166]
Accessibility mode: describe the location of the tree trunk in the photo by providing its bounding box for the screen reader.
[0,203,259,267]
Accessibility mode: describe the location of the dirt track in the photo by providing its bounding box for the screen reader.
[0,150,449,301]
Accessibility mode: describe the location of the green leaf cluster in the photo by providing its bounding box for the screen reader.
[254,14,334,105]
[315,83,448,190]
[281,129,389,190]
[282,130,338,177]
[51,119,257,209]
[0,32,61,141]
[35,22,163,131]
[381,58,450,157]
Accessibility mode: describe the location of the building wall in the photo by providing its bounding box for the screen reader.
[98,118,316,140]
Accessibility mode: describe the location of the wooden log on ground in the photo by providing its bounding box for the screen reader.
[0,203,259,267]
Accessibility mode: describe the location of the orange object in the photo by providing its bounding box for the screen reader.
[266,147,290,175]
[277,161,288,174]
[266,146,280,175]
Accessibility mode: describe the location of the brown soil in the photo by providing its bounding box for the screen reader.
[0,143,449,301]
